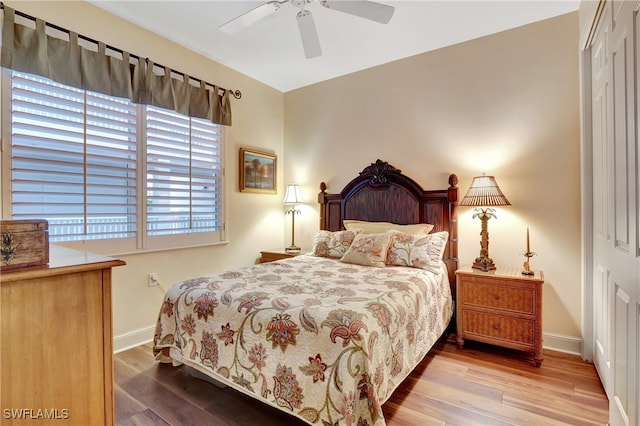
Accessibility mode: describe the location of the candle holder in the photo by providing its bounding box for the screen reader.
[522,251,536,275]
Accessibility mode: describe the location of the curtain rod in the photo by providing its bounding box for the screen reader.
[0,3,242,99]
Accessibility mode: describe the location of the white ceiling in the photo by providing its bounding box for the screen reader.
[89,0,580,92]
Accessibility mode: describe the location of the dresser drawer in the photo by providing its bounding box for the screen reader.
[461,310,536,348]
[460,279,536,314]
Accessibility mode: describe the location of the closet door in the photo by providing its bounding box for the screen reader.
[590,2,612,395]
[589,2,640,425]
[610,3,639,425]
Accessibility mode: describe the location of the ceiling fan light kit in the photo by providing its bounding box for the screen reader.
[219,0,395,58]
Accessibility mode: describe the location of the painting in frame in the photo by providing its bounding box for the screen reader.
[239,148,277,193]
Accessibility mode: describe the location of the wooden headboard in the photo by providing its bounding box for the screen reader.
[318,159,459,296]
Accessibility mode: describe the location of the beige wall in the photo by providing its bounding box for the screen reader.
[1,3,582,351]
[284,12,582,347]
[2,1,286,348]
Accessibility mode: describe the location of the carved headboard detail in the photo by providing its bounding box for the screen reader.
[318,159,459,296]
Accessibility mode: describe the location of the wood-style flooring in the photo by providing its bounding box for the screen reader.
[115,337,609,425]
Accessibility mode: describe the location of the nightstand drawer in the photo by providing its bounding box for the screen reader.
[461,310,535,347]
[461,280,536,314]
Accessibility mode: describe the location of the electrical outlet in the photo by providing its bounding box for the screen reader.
[148,272,159,287]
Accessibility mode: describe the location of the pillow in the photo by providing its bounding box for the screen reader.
[343,219,434,235]
[311,229,363,258]
[339,231,395,267]
[386,231,449,273]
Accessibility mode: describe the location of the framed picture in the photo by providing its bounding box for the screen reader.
[239,148,277,193]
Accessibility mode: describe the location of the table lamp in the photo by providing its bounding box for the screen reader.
[459,174,511,271]
[283,183,304,253]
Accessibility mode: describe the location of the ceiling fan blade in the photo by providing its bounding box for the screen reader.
[297,10,322,59]
[321,0,394,24]
[219,2,282,34]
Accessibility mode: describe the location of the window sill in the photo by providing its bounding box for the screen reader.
[55,238,229,258]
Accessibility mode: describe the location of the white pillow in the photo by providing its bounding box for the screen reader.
[343,219,434,235]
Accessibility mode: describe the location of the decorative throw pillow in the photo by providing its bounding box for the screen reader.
[343,220,434,235]
[339,231,395,267]
[311,229,363,258]
[386,231,449,273]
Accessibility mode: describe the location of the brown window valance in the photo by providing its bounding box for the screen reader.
[1,5,238,126]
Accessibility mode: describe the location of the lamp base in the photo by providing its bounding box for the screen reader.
[472,256,496,272]
[285,245,301,253]
[470,209,497,272]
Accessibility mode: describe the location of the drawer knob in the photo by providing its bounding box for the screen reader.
[492,324,501,331]
[492,294,501,300]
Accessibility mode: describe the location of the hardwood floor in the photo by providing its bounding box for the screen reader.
[115,337,608,425]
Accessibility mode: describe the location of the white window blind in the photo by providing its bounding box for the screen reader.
[5,70,225,248]
[10,72,138,241]
[146,106,223,236]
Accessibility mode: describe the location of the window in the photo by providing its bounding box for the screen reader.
[145,106,223,238]
[2,70,225,252]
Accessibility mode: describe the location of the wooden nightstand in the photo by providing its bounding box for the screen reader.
[260,249,306,263]
[455,265,544,367]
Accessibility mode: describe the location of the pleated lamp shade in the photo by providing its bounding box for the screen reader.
[459,175,511,207]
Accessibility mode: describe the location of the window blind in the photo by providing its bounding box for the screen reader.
[145,106,223,236]
[10,71,138,241]
[7,70,225,246]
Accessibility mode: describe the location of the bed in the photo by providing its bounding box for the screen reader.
[153,160,459,425]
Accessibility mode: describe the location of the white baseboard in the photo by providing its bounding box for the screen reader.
[113,325,155,353]
[542,332,582,356]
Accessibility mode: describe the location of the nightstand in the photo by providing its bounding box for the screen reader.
[260,249,306,263]
[455,265,544,367]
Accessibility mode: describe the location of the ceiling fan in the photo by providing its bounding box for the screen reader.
[219,0,395,59]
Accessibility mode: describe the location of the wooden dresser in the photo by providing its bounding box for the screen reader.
[1,245,125,425]
[455,265,544,366]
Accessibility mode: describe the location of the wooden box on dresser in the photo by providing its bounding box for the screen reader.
[455,265,544,367]
[0,245,125,425]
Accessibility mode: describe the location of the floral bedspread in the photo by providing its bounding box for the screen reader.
[153,255,453,426]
